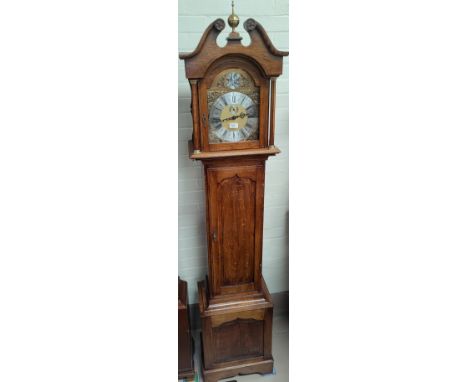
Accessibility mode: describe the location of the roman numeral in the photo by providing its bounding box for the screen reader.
[220,96,229,106]
[239,128,248,138]
[223,129,230,141]
[241,96,252,108]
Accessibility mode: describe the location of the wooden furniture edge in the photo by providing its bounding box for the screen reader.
[198,278,273,317]
[202,358,274,382]
[178,277,195,380]
[178,277,188,309]
[188,140,280,160]
[178,369,195,380]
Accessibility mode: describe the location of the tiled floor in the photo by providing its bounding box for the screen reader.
[182,315,289,382]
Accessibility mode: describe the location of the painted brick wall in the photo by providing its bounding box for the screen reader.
[178,0,289,303]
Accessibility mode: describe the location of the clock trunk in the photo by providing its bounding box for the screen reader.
[205,158,265,298]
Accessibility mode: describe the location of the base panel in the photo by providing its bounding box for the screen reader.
[202,359,273,382]
[198,277,274,381]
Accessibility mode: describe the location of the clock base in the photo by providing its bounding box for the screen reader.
[201,356,273,382]
[198,278,274,382]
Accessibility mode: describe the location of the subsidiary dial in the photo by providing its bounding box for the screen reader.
[225,72,241,89]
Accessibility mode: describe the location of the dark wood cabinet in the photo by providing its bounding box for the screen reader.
[178,277,194,380]
[179,7,287,382]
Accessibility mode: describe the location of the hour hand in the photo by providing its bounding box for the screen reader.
[222,113,247,122]
[221,115,237,122]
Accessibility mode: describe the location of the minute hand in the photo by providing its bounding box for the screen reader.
[221,113,248,122]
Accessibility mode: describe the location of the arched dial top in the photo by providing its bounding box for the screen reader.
[208,68,259,144]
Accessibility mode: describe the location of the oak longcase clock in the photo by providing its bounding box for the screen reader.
[179,3,288,382]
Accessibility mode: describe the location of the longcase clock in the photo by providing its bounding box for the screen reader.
[179,4,288,382]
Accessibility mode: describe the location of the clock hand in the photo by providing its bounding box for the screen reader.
[221,115,237,122]
[221,113,248,122]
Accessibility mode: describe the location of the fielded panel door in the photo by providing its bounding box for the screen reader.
[206,162,265,296]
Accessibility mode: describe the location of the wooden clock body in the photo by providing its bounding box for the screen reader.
[180,17,287,382]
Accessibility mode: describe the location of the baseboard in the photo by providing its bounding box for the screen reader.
[188,291,288,330]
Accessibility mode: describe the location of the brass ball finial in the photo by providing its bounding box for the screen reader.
[228,0,240,32]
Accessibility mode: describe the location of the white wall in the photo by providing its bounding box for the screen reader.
[178,0,289,303]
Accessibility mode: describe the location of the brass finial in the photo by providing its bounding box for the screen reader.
[228,1,240,32]
[227,1,241,40]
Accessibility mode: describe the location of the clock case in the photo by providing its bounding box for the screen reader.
[180,18,288,382]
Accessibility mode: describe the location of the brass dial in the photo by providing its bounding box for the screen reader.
[209,91,258,143]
